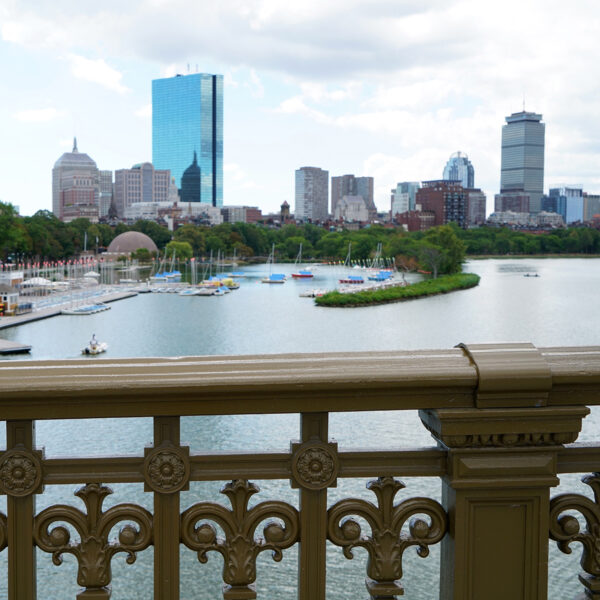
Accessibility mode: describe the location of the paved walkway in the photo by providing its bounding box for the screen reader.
[0,290,137,330]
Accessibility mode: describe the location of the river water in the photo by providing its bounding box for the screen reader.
[0,258,598,598]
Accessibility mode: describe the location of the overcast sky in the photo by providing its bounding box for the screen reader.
[1,0,599,216]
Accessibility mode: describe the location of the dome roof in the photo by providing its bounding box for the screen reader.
[107,231,159,254]
[53,138,97,169]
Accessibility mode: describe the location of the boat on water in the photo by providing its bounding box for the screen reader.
[299,289,328,298]
[82,334,108,355]
[262,244,287,284]
[339,275,364,284]
[61,303,111,315]
[367,271,393,282]
[524,273,540,277]
[291,243,314,279]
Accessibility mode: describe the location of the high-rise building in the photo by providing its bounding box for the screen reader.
[114,162,174,219]
[466,189,486,226]
[295,167,329,222]
[416,180,468,229]
[443,152,474,189]
[331,175,375,218]
[391,182,420,213]
[52,138,100,222]
[545,186,584,224]
[583,193,600,221]
[152,72,223,207]
[99,170,113,219]
[495,193,530,213]
[500,111,545,213]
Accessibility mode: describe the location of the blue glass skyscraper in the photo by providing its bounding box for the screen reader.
[152,73,223,207]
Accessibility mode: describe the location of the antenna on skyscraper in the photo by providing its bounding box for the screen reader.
[523,94,526,112]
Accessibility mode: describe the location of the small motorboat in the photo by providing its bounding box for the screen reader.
[82,334,108,355]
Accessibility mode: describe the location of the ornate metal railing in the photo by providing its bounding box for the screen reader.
[0,342,599,599]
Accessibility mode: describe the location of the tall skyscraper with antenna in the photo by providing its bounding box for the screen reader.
[152,72,223,207]
[500,111,545,213]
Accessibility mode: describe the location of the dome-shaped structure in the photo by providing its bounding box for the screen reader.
[107,231,158,254]
[53,137,97,169]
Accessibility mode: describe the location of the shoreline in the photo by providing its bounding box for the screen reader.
[467,253,600,260]
[0,290,137,330]
[315,273,480,308]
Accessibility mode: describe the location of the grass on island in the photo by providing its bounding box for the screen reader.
[315,272,481,307]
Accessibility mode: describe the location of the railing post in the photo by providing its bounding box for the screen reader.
[420,342,591,600]
[294,412,337,600]
[145,416,188,600]
[4,420,40,600]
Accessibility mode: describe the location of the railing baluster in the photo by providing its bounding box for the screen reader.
[149,416,183,600]
[6,420,37,600]
[297,412,331,600]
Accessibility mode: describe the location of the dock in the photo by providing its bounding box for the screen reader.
[0,290,137,331]
[0,339,31,354]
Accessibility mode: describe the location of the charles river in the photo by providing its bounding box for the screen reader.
[1,258,599,599]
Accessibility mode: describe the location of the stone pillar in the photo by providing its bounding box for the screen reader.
[420,343,590,600]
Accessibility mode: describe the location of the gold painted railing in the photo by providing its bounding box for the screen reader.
[0,343,599,599]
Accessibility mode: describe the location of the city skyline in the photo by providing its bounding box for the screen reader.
[1,1,599,217]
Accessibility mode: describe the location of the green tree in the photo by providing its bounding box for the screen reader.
[424,225,465,273]
[165,240,193,260]
[0,202,30,260]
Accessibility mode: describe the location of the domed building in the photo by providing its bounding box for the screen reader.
[52,138,101,222]
[180,151,201,203]
[106,231,158,256]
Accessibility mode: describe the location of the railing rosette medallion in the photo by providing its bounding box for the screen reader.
[181,479,299,600]
[33,483,153,599]
[328,476,447,599]
[550,472,600,598]
[0,447,43,496]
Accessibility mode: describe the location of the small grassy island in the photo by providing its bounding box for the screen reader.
[315,272,480,307]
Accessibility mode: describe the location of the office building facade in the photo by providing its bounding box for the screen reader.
[331,175,375,218]
[152,73,223,207]
[584,193,600,221]
[545,186,584,224]
[114,163,174,219]
[443,152,474,189]
[500,111,545,213]
[52,138,100,222]
[416,180,468,229]
[391,182,420,213]
[295,167,329,222]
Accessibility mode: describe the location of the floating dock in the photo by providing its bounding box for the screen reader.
[0,339,31,354]
[0,290,137,330]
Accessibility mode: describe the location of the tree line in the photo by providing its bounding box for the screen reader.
[2,201,600,275]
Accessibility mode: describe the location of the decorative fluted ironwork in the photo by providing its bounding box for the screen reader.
[33,483,153,598]
[181,479,300,599]
[328,476,447,599]
[550,472,600,598]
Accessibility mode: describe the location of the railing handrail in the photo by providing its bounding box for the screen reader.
[1,345,599,420]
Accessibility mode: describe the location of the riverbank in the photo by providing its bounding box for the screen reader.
[0,289,137,330]
[468,253,600,259]
[315,273,480,307]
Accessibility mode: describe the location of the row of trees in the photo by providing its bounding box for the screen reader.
[2,201,600,275]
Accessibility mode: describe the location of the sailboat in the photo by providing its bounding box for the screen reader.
[291,243,314,279]
[262,244,286,284]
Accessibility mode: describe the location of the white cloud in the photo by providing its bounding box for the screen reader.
[13,107,64,122]
[66,54,130,94]
[247,69,264,98]
[224,163,261,190]
[135,104,152,118]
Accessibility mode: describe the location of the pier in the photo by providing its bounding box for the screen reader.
[0,338,31,354]
[0,289,137,330]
